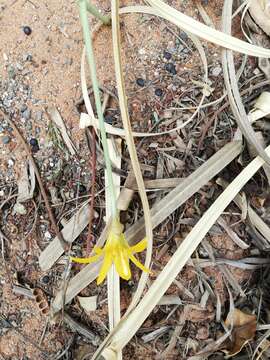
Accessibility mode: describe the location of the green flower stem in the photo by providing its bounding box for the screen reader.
[86,1,111,25]
[79,0,117,218]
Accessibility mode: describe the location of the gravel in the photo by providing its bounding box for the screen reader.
[1,136,11,144]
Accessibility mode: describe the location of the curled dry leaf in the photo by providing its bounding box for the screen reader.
[222,308,257,357]
[249,0,270,37]
[78,296,97,313]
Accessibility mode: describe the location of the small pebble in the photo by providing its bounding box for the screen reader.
[35,110,43,121]
[22,108,31,120]
[165,63,177,75]
[8,159,14,167]
[136,78,145,87]
[32,144,39,153]
[104,114,114,125]
[29,138,38,146]
[44,231,52,240]
[211,66,222,77]
[2,136,11,145]
[180,31,188,41]
[163,51,172,60]
[23,26,32,36]
[41,275,50,284]
[155,88,163,97]
[20,104,28,113]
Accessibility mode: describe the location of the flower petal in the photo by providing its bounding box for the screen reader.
[114,250,131,280]
[70,254,100,264]
[97,253,113,285]
[129,254,150,273]
[130,238,147,253]
[94,246,103,255]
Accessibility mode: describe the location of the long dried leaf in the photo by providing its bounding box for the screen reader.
[221,0,270,165]
[146,1,270,57]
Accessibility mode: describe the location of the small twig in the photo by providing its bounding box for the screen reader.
[86,1,111,25]
[1,111,69,251]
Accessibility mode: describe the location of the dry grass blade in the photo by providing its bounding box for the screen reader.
[111,0,152,310]
[47,107,77,156]
[97,144,270,358]
[39,203,97,271]
[52,141,242,313]
[221,0,270,165]
[146,1,270,57]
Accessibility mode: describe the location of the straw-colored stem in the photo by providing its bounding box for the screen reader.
[79,0,117,218]
[86,1,111,25]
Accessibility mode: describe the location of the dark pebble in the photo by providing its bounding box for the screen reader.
[104,114,114,125]
[42,275,50,284]
[165,63,177,75]
[163,51,172,60]
[31,144,39,153]
[136,78,145,87]
[29,138,38,146]
[180,31,188,41]
[2,136,11,145]
[23,26,32,36]
[79,184,87,194]
[155,88,163,97]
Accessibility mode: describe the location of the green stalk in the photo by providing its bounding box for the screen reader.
[79,0,117,218]
[86,1,111,25]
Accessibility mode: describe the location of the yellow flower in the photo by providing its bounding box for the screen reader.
[70,218,149,284]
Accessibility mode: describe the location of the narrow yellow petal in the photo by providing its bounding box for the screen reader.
[70,254,100,264]
[130,238,147,253]
[129,254,150,274]
[94,246,103,255]
[97,254,113,285]
[114,251,131,280]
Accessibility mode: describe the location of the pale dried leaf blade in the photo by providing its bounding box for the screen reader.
[249,0,270,36]
[17,160,35,203]
[47,107,77,155]
[78,296,97,313]
[222,0,270,165]
[145,1,270,56]
[39,203,97,271]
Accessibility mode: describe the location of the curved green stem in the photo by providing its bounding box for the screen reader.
[86,1,111,25]
[79,0,117,218]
